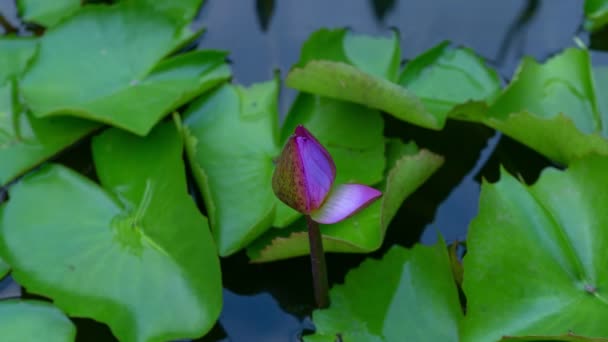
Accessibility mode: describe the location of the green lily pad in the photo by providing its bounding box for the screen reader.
[182,80,282,257]
[182,78,388,256]
[501,335,608,342]
[0,300,75,342]
[464,48,608,165]
[462,156,608,341]
[0,38,37,84]
[17,0,80,27]
[134,0,204,26]
[0,257,9,279]
[305,238,462,341]
[247,139,444,262]
[399,41,501,121]
[21,3,230,136]
[0,38,99,186]
[585,0,608,32]
[0,121,222,341]
[286,29,445,130]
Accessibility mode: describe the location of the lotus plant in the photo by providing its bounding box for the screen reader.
[272,125,382,307]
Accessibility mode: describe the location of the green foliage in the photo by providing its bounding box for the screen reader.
[0,38,99,186]
[17,0,80,27]
[0,300,75,342]
[483,49,608,165]
[2,1,608,340]
[182,78,408,256]
[0,122,222,341]
[287,29,446,130]
[463,157,608,341]
[305,238,462,341]
[21,2,230,136]
[585,0,608,31]
[400,41,501,120]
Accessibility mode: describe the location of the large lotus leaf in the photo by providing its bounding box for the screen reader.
[0,122,222,342]
[0,300,75,342]
[585,0,608,31]
[274,93,386,227]
[0,38,99,186]
[305,239,462,341]
[462,156,608,341]
[182,78,388,256]
[399,41,501,121]
[17,0,80,27]
[247,139,444,262]
[286,29,444,130]
[20,3,230,136]
[462,48,608,165]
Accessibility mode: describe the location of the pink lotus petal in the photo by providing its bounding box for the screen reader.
[310,184,382,224]
[294,126,336,212]
[272,125,336,214]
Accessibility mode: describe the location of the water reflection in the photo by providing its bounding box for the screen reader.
[255,0,275,32]
[199,290,306,342]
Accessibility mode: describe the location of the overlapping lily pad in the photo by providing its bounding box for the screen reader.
[399,41,501,121]
[17,0,80,27]
[0,300,75,342]
[585,0,608,31]
[182,78,387,256]
[247,139,443,262]
[0,258,9,279]
[133,0,204,26]
[21,2,230,136]
[463,156,608,341]
[458,48,608,165]
[0,38,99,186]
[286,29,446,130]
[305,239,462,341]
[0,122,222,341]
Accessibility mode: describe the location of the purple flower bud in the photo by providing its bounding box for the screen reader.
[272,125,382,223]
[273,125,336,214]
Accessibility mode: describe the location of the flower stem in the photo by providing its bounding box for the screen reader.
[305,215,329,308]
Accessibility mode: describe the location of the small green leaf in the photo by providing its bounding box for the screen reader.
[585,0,608,31]
[17,0,80,27]
[247,139,443,262]
[305,239,462,341]
[463,156,608,341]
[287,29,446,130]
[400,42,501,121]
[0,122,222,341]
[21,3,230,136]
[0,300,75,342]
[0,37,94,186]
[464,48,608,165]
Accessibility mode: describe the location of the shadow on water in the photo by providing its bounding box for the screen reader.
[0,0,589,341]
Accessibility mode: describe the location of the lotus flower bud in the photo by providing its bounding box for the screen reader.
[273,125,381,224]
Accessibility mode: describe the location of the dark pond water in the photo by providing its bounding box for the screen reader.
[1,0,607,341]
